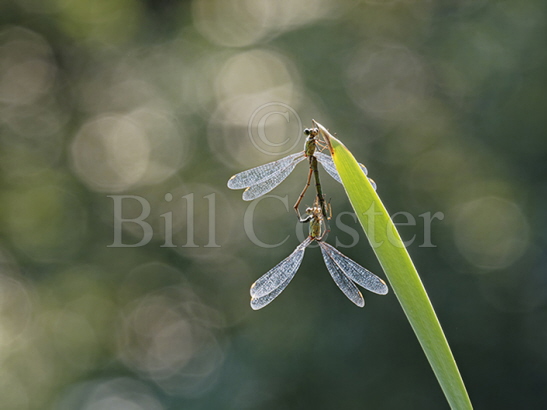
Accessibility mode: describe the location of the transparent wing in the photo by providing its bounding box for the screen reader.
[315,152,342,183]
[250,237,313,300]
[250,277,292,310]
[227,152,305,190]
[241,155,306,201]
[315,152,376,190]
[250,238,313,310]
[319,242,364,307]
[320,241,388,295]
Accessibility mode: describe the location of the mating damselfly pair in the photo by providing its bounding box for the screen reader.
[228,120,388,309]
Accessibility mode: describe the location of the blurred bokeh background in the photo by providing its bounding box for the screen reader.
[1,0,546,408]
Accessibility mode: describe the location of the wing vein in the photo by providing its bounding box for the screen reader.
[250,237,313,301]
[320,242,388,295]
[228,152,304,190]
[319,242,364,307]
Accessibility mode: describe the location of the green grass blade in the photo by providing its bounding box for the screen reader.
[316,121,472,410]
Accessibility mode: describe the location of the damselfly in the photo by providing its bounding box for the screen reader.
[250,199,388,310]
[227,121,376,218]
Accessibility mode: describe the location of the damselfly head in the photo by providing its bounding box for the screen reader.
[303,127,318,137]
[305,204,322,220]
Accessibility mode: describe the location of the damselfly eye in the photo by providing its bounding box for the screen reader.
[304,128,311,135]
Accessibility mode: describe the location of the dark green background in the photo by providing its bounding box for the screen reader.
[1,1,546,409]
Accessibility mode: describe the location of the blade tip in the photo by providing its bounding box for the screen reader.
[313,121,335,154]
